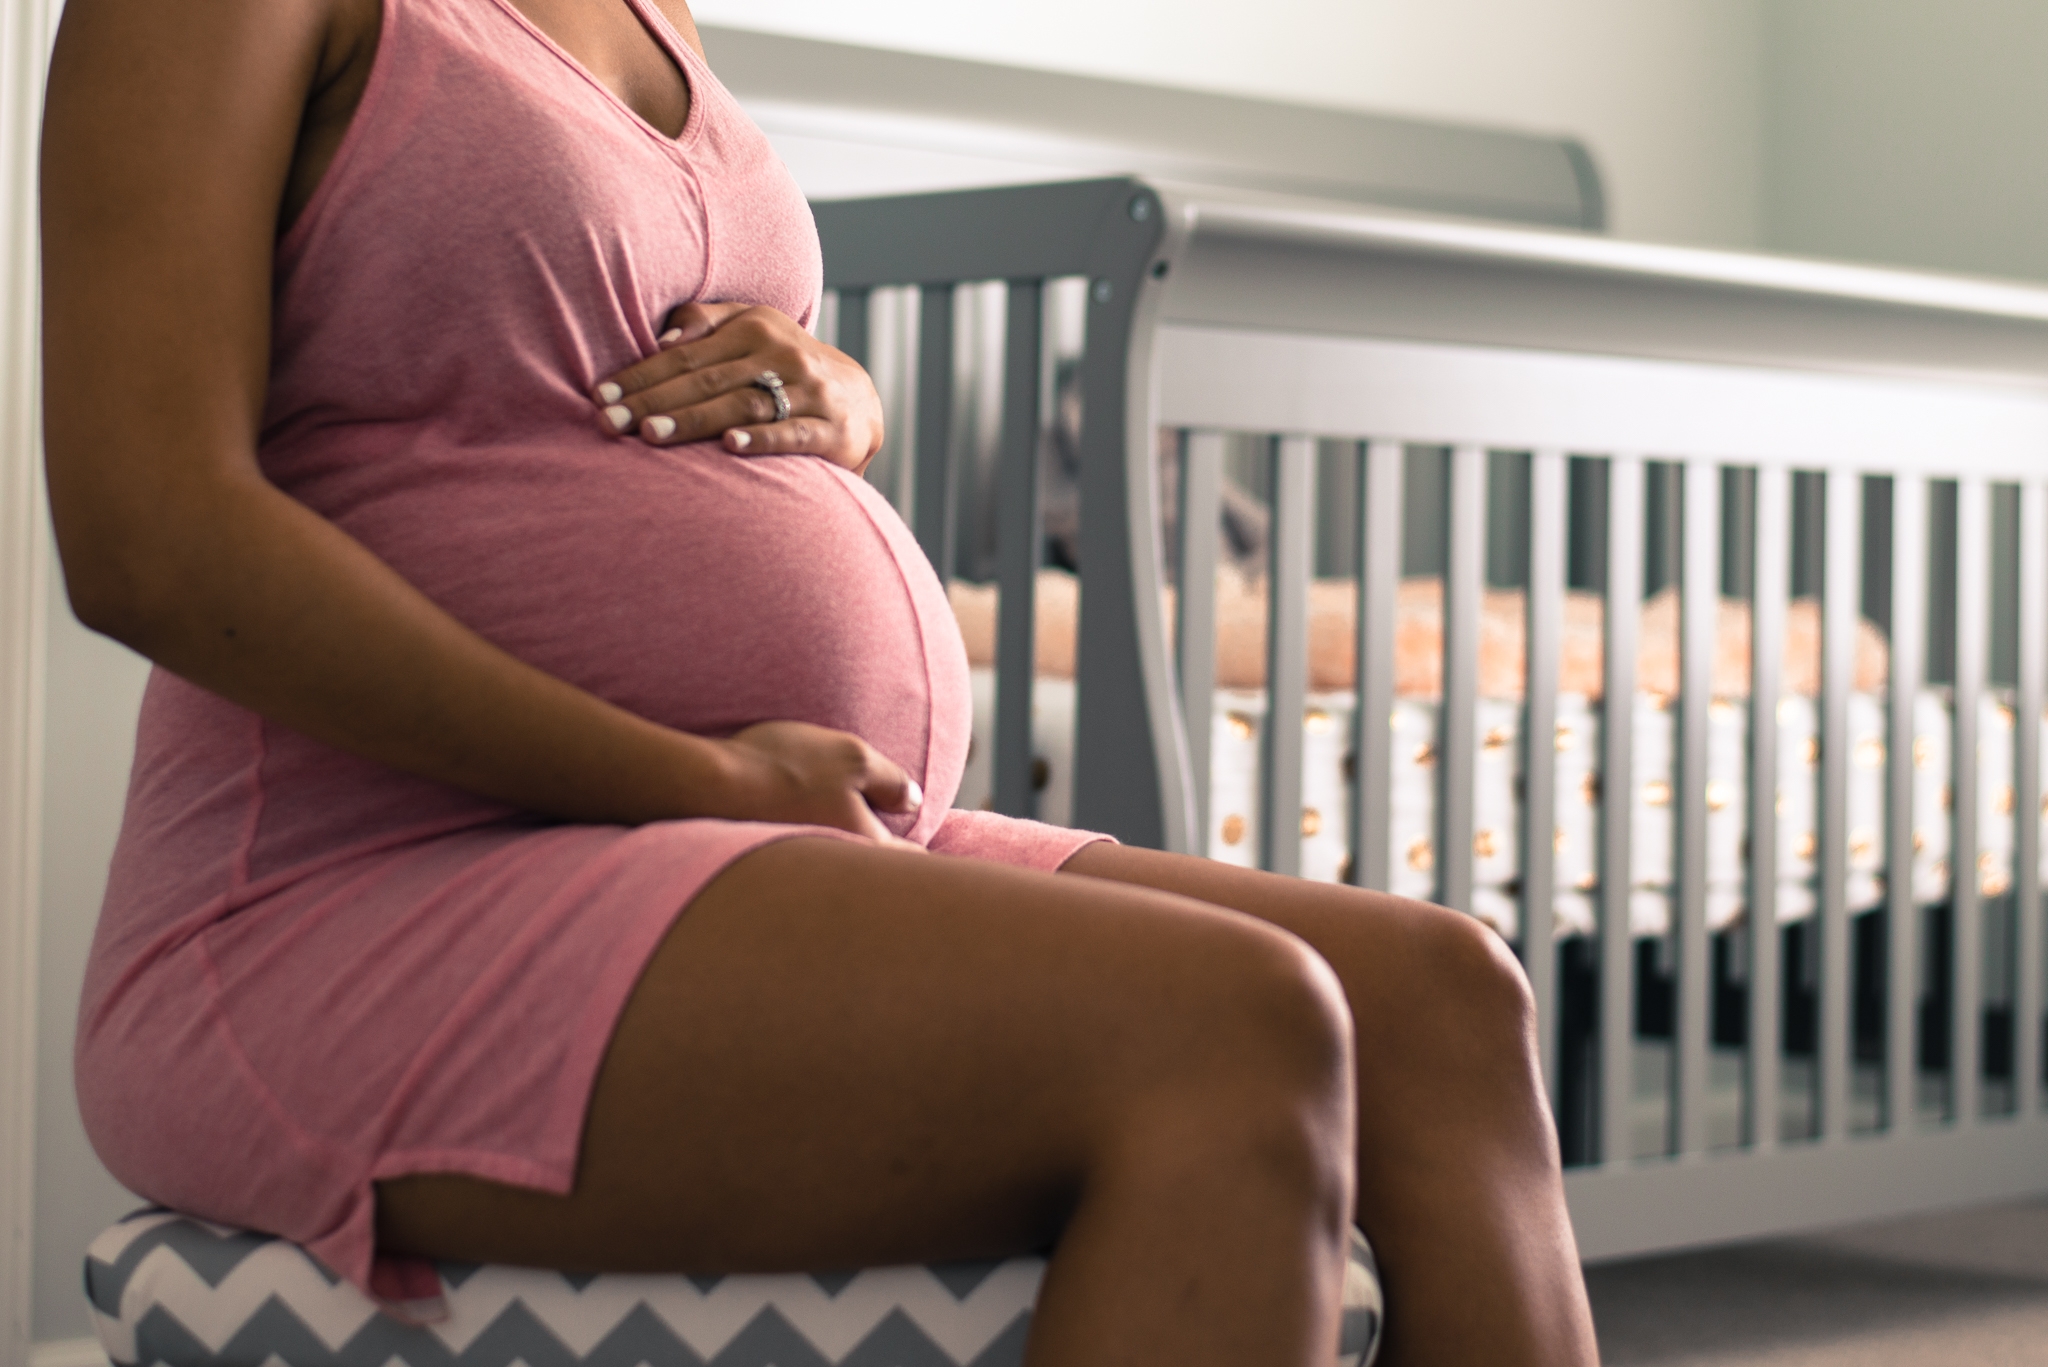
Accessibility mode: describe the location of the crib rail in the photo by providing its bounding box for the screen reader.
[813,175,2048,1262]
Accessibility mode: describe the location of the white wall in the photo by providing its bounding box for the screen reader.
[1764,0,2048,284]
[32,566,145,1345]
[692,0,1767,248]
[712,0,2048,279]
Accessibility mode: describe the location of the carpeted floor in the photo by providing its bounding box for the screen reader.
[1586,1197,2048,1365]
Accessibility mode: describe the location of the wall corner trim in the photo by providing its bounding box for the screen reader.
[1,0,54,1360]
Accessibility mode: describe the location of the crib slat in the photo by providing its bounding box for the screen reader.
[1750,465,1790,1149]
[1439,445,1485,915]
[1954,479,1991,1125]
[1676,460,1720,1157]
[912,284,957,575]
[1353,441,1404,891]
[1524,450,1565,1097]
[992,280,1044,819]
[1818,472,1863,1141]
[1262,436,1315,877]
[1886,475,1929,1134]
[1601,456,1645,1166]
[1179,432,1225,844]
[836,288,871,370]
[2017,480,2047,1120]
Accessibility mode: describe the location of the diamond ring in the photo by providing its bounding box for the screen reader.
[753,370,791,423]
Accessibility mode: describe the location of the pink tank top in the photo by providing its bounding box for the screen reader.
[89,0,971,1049]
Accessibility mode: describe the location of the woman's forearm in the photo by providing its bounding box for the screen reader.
[79,467,739,826]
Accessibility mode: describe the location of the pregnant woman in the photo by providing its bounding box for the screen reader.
[41,0,1596,1361]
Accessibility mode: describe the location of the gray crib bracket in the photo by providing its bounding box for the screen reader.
[814,178,1195,851]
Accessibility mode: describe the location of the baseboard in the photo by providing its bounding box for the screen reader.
[1568,1116,2048,1262]
[30,1337,109,1367]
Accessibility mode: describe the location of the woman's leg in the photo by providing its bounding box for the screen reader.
[376,837,1356,1367]
[1059,843,1598,1367]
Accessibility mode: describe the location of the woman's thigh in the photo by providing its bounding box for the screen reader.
[375,835,1349,1272]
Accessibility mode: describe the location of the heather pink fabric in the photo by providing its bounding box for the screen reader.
[75,0,1104,1302]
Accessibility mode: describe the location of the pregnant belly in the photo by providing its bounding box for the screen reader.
[322,437,973,826]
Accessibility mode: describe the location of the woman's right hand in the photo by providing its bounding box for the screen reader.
[716,721,925,847]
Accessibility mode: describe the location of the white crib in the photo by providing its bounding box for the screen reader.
[811,176,2048,1262]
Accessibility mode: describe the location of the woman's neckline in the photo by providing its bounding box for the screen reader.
[485,0,707,149]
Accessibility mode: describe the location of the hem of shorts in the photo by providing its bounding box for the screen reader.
[1049,831,1118,869]
[315,820,865,1304]
[927,813,1115,873]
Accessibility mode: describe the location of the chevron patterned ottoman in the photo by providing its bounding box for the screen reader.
[87,1209,1383,1367]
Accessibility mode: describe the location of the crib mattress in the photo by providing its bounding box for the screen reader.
[86,1209,1384,1367]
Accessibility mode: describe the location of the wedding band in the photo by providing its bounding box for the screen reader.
[753,370,791,423]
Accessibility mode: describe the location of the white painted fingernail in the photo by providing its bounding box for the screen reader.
[658,328,684,345]
[604,404,633,432]
[905,779,923,811]
[596,381,623,404]
[729,429,752,451]
[643,415,676,440]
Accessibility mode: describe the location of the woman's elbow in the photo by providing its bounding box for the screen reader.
[48,464,250,649]
[50,506,190,649]
[59,545,157,644]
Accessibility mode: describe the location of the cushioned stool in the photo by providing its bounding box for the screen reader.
[87,1208,1383,1366]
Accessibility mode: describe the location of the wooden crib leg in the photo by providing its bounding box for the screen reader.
[1061,843,1599,1367]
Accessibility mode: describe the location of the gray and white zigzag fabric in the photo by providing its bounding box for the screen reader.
[86,1208,1382,1367]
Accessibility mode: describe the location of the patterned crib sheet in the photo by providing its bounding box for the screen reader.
[86,1209,1383,1367]
[954,568,2043,939]
[957,670,2039,942]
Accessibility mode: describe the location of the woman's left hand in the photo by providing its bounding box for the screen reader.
[591,303,885,473]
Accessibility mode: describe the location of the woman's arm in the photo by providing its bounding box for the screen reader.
[41,0,914,840]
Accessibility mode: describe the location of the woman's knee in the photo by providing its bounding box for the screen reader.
[1365,898,1539,1078]
[1175,917,1353,1091]
[1434,903,1536,1024]
[1106,920,1355,1188]
[1236,926,1357,1093]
